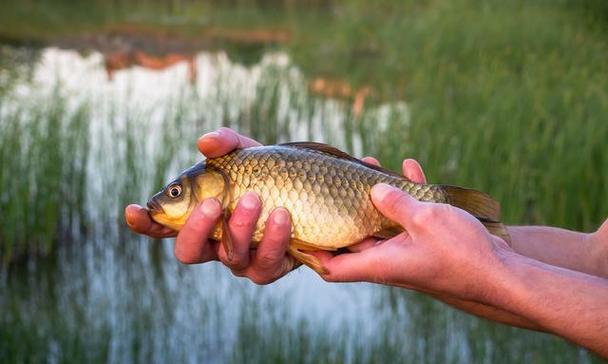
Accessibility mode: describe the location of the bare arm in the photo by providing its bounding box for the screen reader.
[508,221,608,278]
[428,293,542,330]
[495,250,608,356]
[314,184,608,358]
[454,221,608,333]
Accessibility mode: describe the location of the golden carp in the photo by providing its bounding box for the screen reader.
[147,142,509,273]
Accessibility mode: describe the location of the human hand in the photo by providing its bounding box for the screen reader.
[124,127,296,284]
[314,182,511,302]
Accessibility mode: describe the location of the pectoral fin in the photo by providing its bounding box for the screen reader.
[289,239,328,275]
[372,226,404,240]
[209,165,234,260]
[221,210,234,260]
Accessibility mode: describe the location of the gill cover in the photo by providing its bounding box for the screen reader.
[147,161,235,257]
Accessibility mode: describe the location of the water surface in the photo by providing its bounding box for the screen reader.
[2,2,607,362]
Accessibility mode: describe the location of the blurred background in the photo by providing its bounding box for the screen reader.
[1,0,607,362]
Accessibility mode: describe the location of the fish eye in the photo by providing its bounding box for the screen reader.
[167,184,182,198]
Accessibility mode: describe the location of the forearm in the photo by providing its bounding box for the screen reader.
[429,293,542,331]
[491,251,608,357]
[507,225,607,277]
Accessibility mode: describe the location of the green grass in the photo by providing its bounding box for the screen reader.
[2,0,605,231]
[0,0,607,362]
[292,0,608,230]
[0,92,90,264]
[368,0,608,230]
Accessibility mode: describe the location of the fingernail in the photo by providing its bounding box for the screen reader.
[273,208,289,225]
[371,183,394,202]
[240,192,259,210]
[200,199,220,217]
[124,206,137,227]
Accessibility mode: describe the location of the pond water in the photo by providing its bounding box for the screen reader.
[1,11,605,362]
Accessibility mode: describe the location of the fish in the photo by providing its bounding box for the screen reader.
[146,142,510,274]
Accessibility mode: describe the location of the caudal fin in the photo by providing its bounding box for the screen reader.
[480,221,511,245]
[440,185,511,245]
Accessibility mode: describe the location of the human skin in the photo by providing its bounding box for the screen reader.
[508,223,608,278]
[123,128,423,283]
[125,128,608,356]
[312,183,608,357]
[125,128,296,283]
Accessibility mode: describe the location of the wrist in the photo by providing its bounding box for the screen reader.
[476,244,530,310]
[487,247,597,324]
[462,239,521,307]
[587,230,608,278]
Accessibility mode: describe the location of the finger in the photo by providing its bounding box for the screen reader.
[218,192,261,271]
[370,183,422,230]
[248,208,295,284]
[402,159,427,184]
[174,199,222,264]
[310,250,379,283]
[347,237,381,253]
[125,204,176,238]
[197,127,261,158]
[361,156,380,166]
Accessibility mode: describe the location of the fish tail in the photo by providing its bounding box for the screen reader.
[440,185,512,245]
[479,221,512,246]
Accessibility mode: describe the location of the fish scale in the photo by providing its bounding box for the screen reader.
[147,142,508,272]
[206,145,446,249]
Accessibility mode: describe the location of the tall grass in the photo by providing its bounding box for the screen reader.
[0,0,607,363]
[0,91,89,264]
[358,0,608,230]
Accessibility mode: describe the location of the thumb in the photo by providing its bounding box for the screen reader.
[370,183,420,230]
[197,127,260,158]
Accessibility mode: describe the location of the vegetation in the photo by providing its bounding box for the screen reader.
[0,93,89,264]
[0,0,607,362]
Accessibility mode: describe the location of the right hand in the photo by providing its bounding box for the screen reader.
[124,127,296,284]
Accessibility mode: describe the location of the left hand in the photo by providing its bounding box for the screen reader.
[125,127,295,284]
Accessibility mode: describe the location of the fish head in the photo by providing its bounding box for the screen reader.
[147,174,195,231]
[146,161,226,231]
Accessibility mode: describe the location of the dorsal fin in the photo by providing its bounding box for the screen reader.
[279,142,408,180]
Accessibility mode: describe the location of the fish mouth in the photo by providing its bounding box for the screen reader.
[146,199,164,215]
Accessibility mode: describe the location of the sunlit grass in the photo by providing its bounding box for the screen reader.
[0,93,90,264]
[0,0,607,363]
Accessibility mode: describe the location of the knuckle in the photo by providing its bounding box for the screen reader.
[231,269,246,278]
[256,253,280,270]
[435,203,454,217]
[411,206,436,226]
[267,225,291,242]
[249,274,272,285]
[226,256,244,269]
[412,203,452,226]
[384,190,409,214]
[218,126,235,136]
[230,211,257,229]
